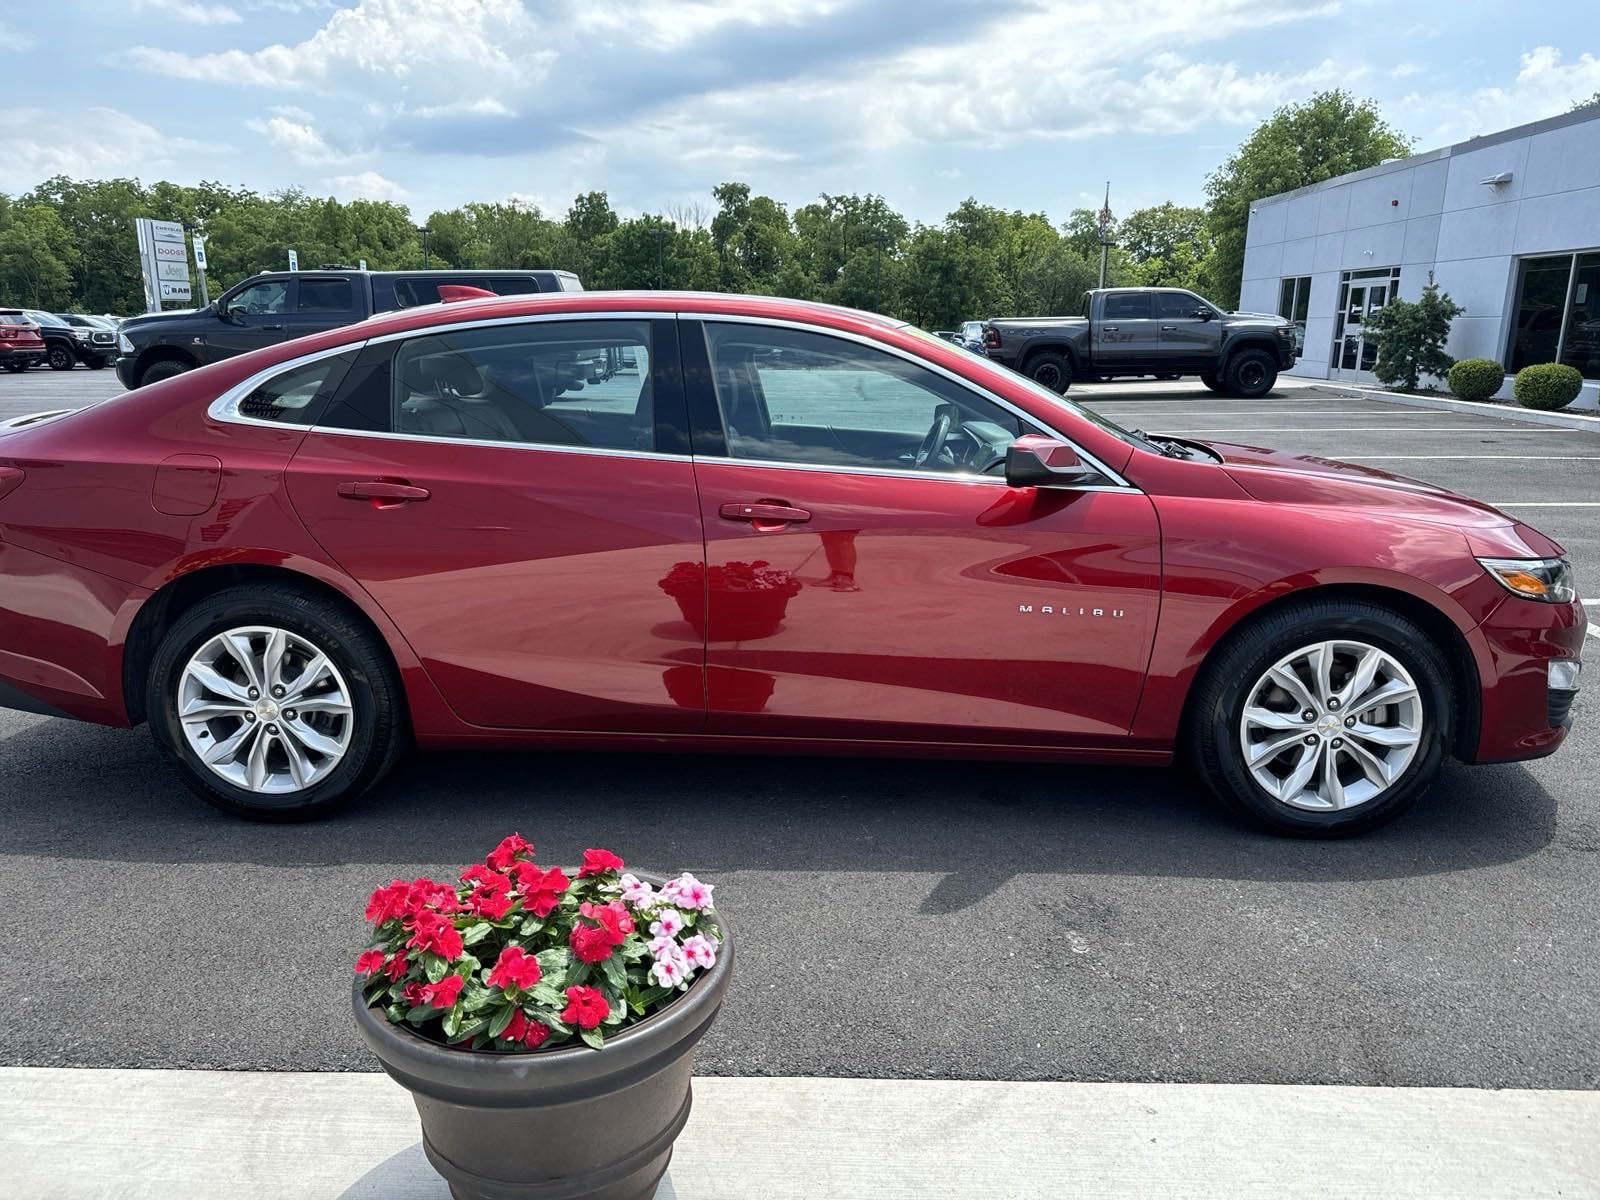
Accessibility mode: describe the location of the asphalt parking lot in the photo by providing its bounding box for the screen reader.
[1,368,1596,1089]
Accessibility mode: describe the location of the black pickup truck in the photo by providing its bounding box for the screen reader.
[115,268,583,389]
[982,287,1298,397]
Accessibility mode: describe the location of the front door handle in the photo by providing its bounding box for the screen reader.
[1160,325,1178,331]
[338,480,432,505]
[261,323,284,331]
[1102,325,1120,332]
[720,500,811,528]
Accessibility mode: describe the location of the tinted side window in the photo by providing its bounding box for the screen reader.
[1155,292,1204,319]
[375,320,654,451]
[489,277,543,295]
[298,279,354,312]
[393,277,504,307]
[1103,293,1152,320]
[227,281,289,315]
[236,352,355,424]
[703,323,1034,475]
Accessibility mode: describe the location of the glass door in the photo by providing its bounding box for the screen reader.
[1332,269,1398,380]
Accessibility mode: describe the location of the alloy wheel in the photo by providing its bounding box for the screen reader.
[1238,639,1423,812]
[178,625,354,794]
[1238,360,1267,390]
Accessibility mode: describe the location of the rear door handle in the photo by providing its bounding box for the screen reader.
[720,500,811,527]
[1160,325,1178,331]
[1102,325,1120,332]
[338,480,431,504]
[261,323,284,331]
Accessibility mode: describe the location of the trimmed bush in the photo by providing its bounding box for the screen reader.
[1446,357,1505,402]
[1513,363,1584,411]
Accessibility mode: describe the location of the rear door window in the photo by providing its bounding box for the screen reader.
[297,279,355,313]
[1103,294,1153,320]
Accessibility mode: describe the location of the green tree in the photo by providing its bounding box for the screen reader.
[0,202,78,308]
[1571,91,1600,111]
[1368,282,1464,390]
[1119,202,1212,291]
[1203,90,1410,307]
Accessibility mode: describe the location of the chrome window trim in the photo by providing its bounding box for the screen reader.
[362,309,667,347]
[684,312,1134,489]
[301,424,691,464]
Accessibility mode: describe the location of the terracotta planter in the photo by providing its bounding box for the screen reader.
[353,896,732,1200]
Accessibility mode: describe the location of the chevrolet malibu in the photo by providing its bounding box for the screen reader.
[0,292,1584,834]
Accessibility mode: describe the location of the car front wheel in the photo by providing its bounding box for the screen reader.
[1223,349,1278,398]
[147,584,407,821]
[1025,351,1072,393]
[1200,372,1223,392]
[1187,599,1453,836]
[47,346,75,371]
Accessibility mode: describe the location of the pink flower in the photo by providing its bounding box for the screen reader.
[353,949,387,976]
[649,908,684,939]
[579,848,625,878]
[650,955,686,989]
[486,945,542,991]
[648,934,679,960]
[680,934,718,970]
[669,873,713,911]
[619,874,655,906]
[419,975,464,1010]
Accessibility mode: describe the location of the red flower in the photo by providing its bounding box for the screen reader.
[487,833,534,872]
[570,923,617,963]
[405,878,460,915]
[419,975,464,1010]
[400,982,427,1006]
[486,945,542,991]
[460,863,499,887]
[561,985,610,1030]
[504,1009,551,1048]
[579,848,624,877]
[364,880,411,924]
[587,900,634,941]
[406,910,464,961]
[383,952,409,982]
[353,949,387,976]
[466,871,514,920]
[512,862,569,918]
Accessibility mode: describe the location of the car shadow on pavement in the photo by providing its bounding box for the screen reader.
[0,716,1559,905]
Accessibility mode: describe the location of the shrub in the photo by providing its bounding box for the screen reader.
[1446,357,1505,402]
[1368,282,1465,390]
[1513,363,1584,411]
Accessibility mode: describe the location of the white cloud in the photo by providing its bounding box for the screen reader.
[1390,63,1421,78]
[130,0,242,25]
[572,0,848,52]
[1420,47,1600,143]
[0,108,215,193]
[327,170,407,202]
[248,114,346,164]
[0,33,36,53]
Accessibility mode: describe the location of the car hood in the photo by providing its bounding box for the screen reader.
[1197,438,1565,554]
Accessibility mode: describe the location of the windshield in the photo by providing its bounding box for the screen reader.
[903,324,1162,454]
[27,311,69,328]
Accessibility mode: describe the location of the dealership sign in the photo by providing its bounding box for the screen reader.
[134,218,192,310]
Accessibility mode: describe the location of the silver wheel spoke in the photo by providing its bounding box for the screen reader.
[178,625,354,797]
[1240,638,1423,814]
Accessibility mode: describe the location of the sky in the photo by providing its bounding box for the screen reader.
[6,0,1600,225]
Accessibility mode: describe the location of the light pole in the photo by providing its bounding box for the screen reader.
[872,231,888,313]
[654,225,665,289]
[416,224,431,270]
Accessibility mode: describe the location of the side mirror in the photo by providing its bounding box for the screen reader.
[217,303,239,324]
[1195,308,1214,321]
[1004,435,1102,489]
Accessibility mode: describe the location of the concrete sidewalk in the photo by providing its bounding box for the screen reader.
[3,1068,1596,1199]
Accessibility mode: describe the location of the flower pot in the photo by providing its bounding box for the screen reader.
[353,899,732,1200]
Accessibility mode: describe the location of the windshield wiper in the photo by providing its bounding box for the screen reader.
[1129,429,1193,459]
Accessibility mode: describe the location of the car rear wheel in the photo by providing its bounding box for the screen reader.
[147,584,407,821]
[1186,599,1452,836]
[47,346,75,371]
[2,362,26,373]
[1200,372,1223,392]
[1025,351,1072,393]
[138,359,193,387]
[87,357,107,370]
[1223,349,1277,398]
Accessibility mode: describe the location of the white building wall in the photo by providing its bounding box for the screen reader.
[1241,106,1600,410]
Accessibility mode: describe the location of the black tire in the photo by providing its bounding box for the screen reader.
[1155,374,1181,381]
[146,583,408,821]
[47,345,75,371]
[87,357,107,370]
[137,359,193,388]
[1186,598,1453,837]
[1200,372,1223,392]
[1222,348,1277,398]
[1025,351,1072,393]
[2,362,25,373]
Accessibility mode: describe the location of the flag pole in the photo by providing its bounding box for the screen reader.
[1097,181,1110,289]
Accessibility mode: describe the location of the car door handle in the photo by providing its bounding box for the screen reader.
[338,480,431,504]
[261,323,284,331]
[720,500,811,526]
[1102,325,1120,332]
[1160,325,1178,331]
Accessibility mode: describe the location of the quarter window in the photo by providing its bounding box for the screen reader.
[236,353,355,423]
[702,323,1037,476]
[324,320,655,451]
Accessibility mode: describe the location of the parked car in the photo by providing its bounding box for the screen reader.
[114,268,584,389]
[983,287,1298,396]
[955,320,987,353]
[0,310,47,372]
[22,310,101,372]
[0,291,1582,834]
[51,313,118,369]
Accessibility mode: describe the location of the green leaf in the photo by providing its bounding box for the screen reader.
[423,954,448,984]
[603,997,626,1027]
[519,916,545,936]
[488,1005,517,1039]
[528,983,563,1008]
[635,985,671,1009]
[456,1018,488,1041]
[442,1006,462,1040]
[462,984,494,1014]
[579,1026,605,1050]
[599,955,627,993]
[384,1004,406,1024]
[461,923,494,947]
[568,962,591,988]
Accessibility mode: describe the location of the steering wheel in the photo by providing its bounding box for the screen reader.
[913,408,955,468]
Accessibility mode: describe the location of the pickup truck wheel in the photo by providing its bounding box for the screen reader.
[138,360,193,388]
[47,346,75,371]
[1025,352,1072,393]
[1223,349,1277,398]
[1200,372,1223,392]
[87,358,107,370]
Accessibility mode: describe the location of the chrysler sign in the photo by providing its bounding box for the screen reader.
[135,218,192,309]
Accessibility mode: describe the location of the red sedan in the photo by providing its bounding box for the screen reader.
[0,292,1584,834]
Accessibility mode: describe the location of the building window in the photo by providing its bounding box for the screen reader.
[1278,276,1311,353]
[1510,251,1600,380]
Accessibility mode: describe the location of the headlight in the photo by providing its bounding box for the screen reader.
[72,329,93,339]
[1478,556,1576,603]
[117,332,134,354]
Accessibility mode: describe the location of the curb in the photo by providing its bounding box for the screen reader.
[1296,379,1600,432]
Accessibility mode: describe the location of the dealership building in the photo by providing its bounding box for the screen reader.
[1239,104,1600,411]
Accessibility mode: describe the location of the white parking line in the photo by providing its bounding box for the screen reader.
[1484,502,1600,507]
[1344,455,1600,461]
[1164,427,1551,434]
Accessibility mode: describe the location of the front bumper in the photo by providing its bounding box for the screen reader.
[1470,595,1585,763]
[114,355,140,389]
